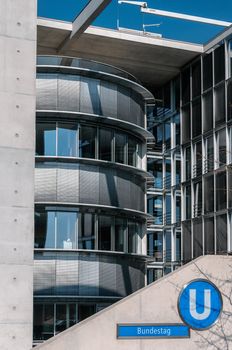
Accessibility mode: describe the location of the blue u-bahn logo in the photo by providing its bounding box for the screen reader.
[178,279,223,330]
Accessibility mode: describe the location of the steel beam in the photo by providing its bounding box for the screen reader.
[141,7,232,27]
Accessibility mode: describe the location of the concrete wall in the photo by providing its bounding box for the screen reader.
[0,1,36,349]
[34,255,232,350]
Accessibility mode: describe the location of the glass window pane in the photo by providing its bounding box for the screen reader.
[79,125,96,158]
[215,84,225,125]
[35,211,55,249]
[182,221,191,263]
[203,91,213,132]
[148,195,163,225]
[185,185,191,220]
[181,68,190,105]
[216,129,226,167]
[147,232,163,261]
[216,171,227,211]
[56,212,77,249]
[128,137,137,167]
[99,128,112,161]
[192,98,202,138]
[164,121,171,149]
[69,304,77,327]
[192,60,201,98]
[174,114,180,146]
[58,124,77,157]
[174,77,180,111]
[193,220,202,258]
[204,175,214,213]
[185,146,191,181]
[193,141,202,178]
[79,213,95,250]
[204,136,214,173]
[214,44,225,84]
[147,159,163,189]
[55,304,67,334]
[165,231,171,262]
[98,215,111,251]
[165,195,171,225]
[175,231,181,262]
[227,80,232,121]
[36,123,56,156]
[115,132,126,164]
[163,83,171,115]
[204,217,214,254]
[128,221,138,253]
[78,305,95,322]
[216,214,227,254]
[176,195,181,223]
[193,182,202,218]
[181,105,190,144]
[203,53,213,91]
[115,218,126,252]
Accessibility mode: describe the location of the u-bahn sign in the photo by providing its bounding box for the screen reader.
[178,279,223,330]
[117,279,223,339]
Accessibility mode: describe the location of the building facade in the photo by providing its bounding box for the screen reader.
[146,32,232,283]
[33,56,153,344]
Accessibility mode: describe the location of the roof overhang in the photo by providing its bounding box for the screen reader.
[37,17,203,87]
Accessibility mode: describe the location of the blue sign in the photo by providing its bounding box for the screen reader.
[117,324,190,339]
[178,279,223,330]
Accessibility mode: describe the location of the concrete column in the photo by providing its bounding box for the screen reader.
[0,1,36,349]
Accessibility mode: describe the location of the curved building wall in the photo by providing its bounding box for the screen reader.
[34,56,152,343]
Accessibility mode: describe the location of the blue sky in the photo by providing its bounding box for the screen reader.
[38,0,232,44]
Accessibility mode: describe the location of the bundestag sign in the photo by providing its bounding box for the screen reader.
[117,279,222,339]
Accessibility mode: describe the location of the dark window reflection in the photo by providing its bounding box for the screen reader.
[182,221,191,263]
[192,98,201,138]
[181,105,190,144]
[204,175,214,213]
[36,123,56,156]
[128,137,137,167]
[115,132,126,164]
[215,84,225,125]
[216,214,227,254]
[193,220,202,258]
[216,171,227,211]
[56,304,67,334]
[203,91,213,133]
[214,44,225,84]
[115,218,126,252]
[128,221,138,253]
[192,60,201,98]
[204,217,214,254]
[79,213,95,250]
[79,125,95,158]
[98,215,111,251]
[181,68,190,105]
[35,211,55,248]
[99,128,112,161]
[203,53,213,91]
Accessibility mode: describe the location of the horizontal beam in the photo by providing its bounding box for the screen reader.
[141,7,232,27]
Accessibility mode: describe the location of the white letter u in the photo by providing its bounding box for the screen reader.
[189,289,211,320]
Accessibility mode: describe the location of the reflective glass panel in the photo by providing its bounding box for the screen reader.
[58,123,77,157]
[115,218,126,252]
[56,212,77,249]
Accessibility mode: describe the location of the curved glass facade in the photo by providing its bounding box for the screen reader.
[36,121,142,168]
[35,208,143,254]
[34,56,150,343]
